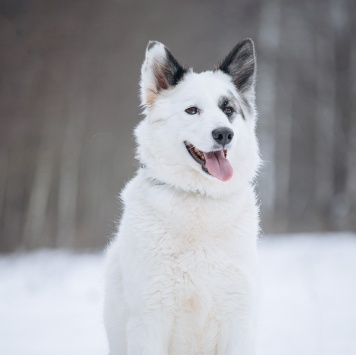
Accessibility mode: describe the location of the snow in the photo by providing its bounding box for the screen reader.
[257,233,356,355]
[0,233,355,355]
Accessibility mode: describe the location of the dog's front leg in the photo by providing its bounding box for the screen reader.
[126,314,171,355]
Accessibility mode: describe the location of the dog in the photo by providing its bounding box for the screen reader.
[104,39,261,355]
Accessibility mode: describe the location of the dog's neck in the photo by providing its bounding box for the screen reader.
[140,164,206,196]
[140,163,167,186]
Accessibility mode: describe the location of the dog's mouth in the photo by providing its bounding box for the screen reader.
[184,141,233,182]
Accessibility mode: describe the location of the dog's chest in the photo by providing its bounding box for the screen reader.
[120,181,258,353]
[140,194,254,318]
[166,242,248,317]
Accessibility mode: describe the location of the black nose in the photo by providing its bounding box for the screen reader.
[212,127,234,146]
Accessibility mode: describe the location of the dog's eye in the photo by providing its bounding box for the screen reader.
[223,107,234,116]
[185,107,199,115]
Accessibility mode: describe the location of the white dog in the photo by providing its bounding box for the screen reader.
[104,39,261,355]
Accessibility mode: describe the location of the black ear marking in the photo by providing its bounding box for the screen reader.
[217,38,256,93]
[141,41,189,107]
[153,47,187,92]
[163,48,187,86]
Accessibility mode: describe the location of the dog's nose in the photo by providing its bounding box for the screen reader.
[212,127,234,146]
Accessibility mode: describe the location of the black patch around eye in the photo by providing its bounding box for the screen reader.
[239,108,245,120]
[223,106,234,116]
[218,96,238,120]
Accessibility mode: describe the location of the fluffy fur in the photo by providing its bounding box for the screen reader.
[104,39,261,355]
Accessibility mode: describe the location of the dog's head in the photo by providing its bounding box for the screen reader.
[135,40,260,197]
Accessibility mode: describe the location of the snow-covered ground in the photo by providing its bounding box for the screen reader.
[0,233,355,355]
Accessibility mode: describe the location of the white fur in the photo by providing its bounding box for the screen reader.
[104,41,261,355]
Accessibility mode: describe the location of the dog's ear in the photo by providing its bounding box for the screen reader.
[217,39,256,97]
[140,41,187,108]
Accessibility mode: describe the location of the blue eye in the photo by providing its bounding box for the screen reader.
[185,107,199,115]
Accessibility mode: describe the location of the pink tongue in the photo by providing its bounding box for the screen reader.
[204,151,233,182]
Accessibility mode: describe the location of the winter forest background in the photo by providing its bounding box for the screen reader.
[0,0,355,251]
